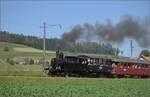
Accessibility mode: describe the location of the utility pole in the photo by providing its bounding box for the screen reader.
[130,40,134,58]
[40,22,47,70]
[43,22,46,69]
[40,22,62,70]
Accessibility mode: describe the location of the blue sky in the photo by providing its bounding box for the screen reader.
[0,0,149,57]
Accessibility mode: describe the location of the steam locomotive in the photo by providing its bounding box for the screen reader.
[48,51,150,77]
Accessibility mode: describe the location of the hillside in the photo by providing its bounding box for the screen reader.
[0,42,128,76]
[0,31,120,55]
[0,42,55,53]
[0,42,49,76]
[0,42,55,59]
[0,42,127,59]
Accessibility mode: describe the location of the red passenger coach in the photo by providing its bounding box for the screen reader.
[113,60,150,77]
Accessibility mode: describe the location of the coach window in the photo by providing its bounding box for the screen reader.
[101,59,103,64]
[130,63,133,68]
[93,58,96,64]
[140,64,144,68]
[102,59,106,64]
[144,64,148,68]
[103,59,106,64]
[90,58,94,64]
[79,58,84,64]
[107,60,112,66]
[137,64,141,69]
[124,63,127,67]
[127,63,130,68]
[132,64,136,68]
[121,63,123,68]
[112,63,115,68]
[126,63,129,68]
[116,62,120,66]
[123,63,126,68]
[84,59,88,64]
[120,63,123,68]
[134,64,137,68]
[95,58,99,64]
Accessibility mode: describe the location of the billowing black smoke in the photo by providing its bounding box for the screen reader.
[61,15,150,48]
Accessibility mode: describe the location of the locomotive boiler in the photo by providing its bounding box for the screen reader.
[49,51,113,77]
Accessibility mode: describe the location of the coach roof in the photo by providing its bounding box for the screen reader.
[112,59,150,65]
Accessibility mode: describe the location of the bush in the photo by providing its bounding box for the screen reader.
[29,59,34,64]
[4,46,9,52]
[6,58,14,65]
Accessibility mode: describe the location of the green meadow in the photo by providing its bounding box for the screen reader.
[0,42,149,97]
[0,76,150,97]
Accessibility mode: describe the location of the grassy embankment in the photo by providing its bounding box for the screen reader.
[0,42,54,76]
[0,42,127,76]
[0,42,84,76]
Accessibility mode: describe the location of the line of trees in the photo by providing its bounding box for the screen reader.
[0,31,120,55]
[0,31,59,50]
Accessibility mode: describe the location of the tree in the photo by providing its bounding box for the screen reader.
[140,50,150,56]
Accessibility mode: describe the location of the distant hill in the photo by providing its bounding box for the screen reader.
[0,31,120,55]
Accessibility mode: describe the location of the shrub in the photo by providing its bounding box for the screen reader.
[29,59,34,64]
[6,58,14,65]
[4,46,9,52]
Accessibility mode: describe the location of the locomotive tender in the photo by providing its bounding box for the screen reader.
[49,51,150,77]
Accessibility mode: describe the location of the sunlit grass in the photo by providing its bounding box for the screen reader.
[0,60,46,76]
[0,76,150,97]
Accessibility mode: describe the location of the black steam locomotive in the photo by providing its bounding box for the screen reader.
[49,51,114,77]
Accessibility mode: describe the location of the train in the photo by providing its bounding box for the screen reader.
[48,51,150,77]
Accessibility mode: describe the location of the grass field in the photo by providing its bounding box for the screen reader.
[0,42,149,97]
[0,76,150,97]
[0,59,46,76]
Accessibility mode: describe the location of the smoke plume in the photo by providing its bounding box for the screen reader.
[61,15,150,48]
